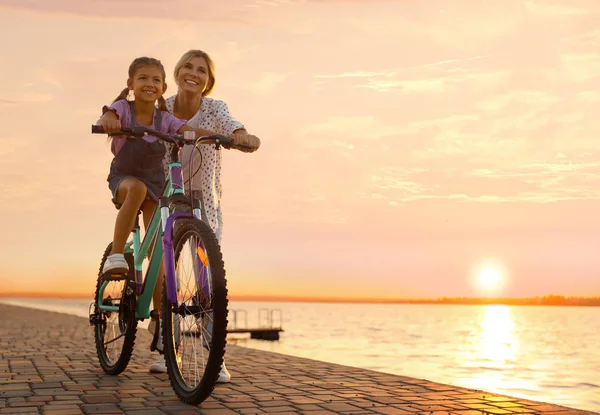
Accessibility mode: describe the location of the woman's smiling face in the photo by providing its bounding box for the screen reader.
[176,56,210,95]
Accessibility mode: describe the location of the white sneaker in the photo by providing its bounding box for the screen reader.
[150,356,230,382]
[217,362,231,383]
[149,357,167,373]
[102,253,128,274]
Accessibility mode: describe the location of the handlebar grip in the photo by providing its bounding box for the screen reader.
[213,134,233,145]
[92,125,105,134]
[213,135,253,150]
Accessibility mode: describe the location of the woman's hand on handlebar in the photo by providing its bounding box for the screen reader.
[229,132,261,153]
[98,110,122,134]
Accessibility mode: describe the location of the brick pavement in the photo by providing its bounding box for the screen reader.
[0,303,596,415]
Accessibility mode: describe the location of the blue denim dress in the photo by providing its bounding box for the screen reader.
[107,101,166,209]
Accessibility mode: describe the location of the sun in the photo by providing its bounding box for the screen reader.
[477,267,501,294]
[471,259,509,297]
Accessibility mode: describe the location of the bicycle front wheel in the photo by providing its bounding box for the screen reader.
[92,243,138,375]
[162,218,228,405]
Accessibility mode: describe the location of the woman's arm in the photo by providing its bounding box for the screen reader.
[213,100,261,153]
[177,124,218,137]
[177,125,260,153]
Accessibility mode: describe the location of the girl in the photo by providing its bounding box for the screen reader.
[98,56,188,274]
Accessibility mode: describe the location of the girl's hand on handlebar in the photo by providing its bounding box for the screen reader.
[98,110,122,134]
[229,132,261,153]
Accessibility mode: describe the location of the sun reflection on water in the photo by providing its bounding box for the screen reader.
[459,305,536,394]
[478,304,519,365]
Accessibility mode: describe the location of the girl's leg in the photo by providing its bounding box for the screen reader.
[103,178,147,273]
[111,178,148,255]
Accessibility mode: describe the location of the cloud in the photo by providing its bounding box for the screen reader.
[358,77,449,94]
[0,129,110,211]
[412,55,491,72]
[421,106,600,203]
[411,114,479,127]
[0,93,53,105]
[244,72,293,95]
[315,56,490,80]
[476,90,561,113]
[0,136,27,157]
[0,0,251,23]
[355,71,509,94]
[525,0,599,17]
[298,115,409,144]
[314,56,509,94]
[383,155,600,204]
[246,0,295,7]
[576,91,600,102]
[369,167,436,201]
[411,131,502,162]
[315,71,394,79]
[560,53,600,82]
[562,29,600,48]
[0,99,18,106]
[296,79,600,206]
[465,156,600,202]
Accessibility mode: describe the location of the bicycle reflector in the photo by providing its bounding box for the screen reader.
[197,246,209,266]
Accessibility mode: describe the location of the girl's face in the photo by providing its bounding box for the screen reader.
[176,56,210,95]
[128,65,166,103]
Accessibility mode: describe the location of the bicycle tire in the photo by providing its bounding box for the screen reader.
[162,218,228,404]
[93,243,138,375]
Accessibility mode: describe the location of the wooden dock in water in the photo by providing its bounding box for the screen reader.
[227,327,283,340]
[226,307,284,341]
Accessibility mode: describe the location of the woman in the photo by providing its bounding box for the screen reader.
[148,49,261,382]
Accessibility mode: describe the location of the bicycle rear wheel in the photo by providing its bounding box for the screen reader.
[91,243,138,375]
[162,218,228,404]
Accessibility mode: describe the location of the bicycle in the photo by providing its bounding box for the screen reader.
[88,124,246,404]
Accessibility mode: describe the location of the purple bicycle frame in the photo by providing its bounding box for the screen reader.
[162,164,212,306]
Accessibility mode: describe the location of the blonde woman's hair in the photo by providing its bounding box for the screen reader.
[173,49,216,96]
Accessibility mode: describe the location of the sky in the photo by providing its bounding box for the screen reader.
[1,0,600,300]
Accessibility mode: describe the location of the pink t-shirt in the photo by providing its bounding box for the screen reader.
[103,99,187,156]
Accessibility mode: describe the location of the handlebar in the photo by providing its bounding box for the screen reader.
[91,125,251,150]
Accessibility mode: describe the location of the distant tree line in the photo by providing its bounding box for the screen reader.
[401,295,600,306]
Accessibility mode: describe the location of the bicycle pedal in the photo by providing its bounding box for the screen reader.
[102,271,128,281]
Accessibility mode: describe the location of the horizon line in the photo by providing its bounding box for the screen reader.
[1,292,599,304]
